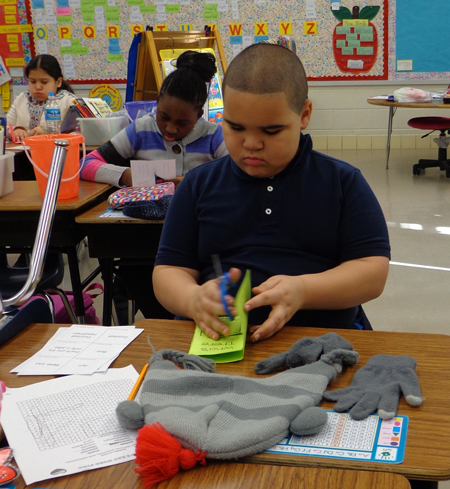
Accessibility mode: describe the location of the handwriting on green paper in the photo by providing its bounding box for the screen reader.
[60,46,89,55]
[107,53,123,61]
[140,5,156,13]
[57,15,72,23]
[166,4,180,12]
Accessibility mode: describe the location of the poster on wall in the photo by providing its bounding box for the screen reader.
[27,0,388,83]
[0,0,34,86]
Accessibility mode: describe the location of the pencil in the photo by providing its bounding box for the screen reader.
[128,363,149,400]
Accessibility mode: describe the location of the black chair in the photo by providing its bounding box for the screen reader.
[0,252,76,323]
[408,116,450,177]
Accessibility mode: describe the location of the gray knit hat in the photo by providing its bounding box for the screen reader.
[116,346,358,464]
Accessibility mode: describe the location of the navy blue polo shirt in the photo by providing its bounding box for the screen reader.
[156,133,391,329]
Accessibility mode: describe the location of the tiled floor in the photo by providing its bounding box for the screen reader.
[73,145,449,487]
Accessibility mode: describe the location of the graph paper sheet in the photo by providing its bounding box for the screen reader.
[265,411,408,464]
[1,366,139,484]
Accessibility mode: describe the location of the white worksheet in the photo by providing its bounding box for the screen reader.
[1,366,139,485]
[11,325,143,375]
[130,159,176,187]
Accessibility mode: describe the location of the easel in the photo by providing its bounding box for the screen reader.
[133,29,227,101]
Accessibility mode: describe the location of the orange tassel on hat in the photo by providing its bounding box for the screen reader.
[134,423,207,488]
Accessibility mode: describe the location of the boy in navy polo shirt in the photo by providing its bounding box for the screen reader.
[153,43,390,342]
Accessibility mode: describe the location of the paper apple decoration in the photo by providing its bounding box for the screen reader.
[332,5,380,73]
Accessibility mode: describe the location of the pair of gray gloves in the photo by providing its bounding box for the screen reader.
[255,332,423,420]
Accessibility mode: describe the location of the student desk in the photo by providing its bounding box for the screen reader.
[1,321,449,488]
[367,98,450,170]
[0,322,420,489]
[75,200,163,325]
[0,181,112,321]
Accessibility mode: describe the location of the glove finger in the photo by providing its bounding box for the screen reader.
[321,332,354,353]
[323,386,354,402]
[377,391,400,419]
[254,352,288,374]
[348,391,381,420]
[287,341,323,367]
[399,373,423,408]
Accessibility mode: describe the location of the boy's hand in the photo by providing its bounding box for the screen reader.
[191,267,240,340]
[245,275,305,342]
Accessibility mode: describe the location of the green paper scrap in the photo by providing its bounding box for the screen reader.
[140,5,156,13]
[80,7,94,22]
[189,270,251,363]
[347,40,360,48]
[107,53,123,61]
[71,39,81,46]
[60,46,89,55]
[357,47,373,55]
[57,15,72,23]
[127,0,144,5]
[359,33,374,42]
[204,3,219,20]
[91,0,107,5]
[80,0,92,6]
[105,7,120,22]
[166,4,180,12]
[336,26,351,34]
[342,47,354,55]
[354,26,373,34]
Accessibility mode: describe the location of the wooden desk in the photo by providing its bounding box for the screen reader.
[367,98,450,169]
[75,200,163,325]
[1,322,449,488]
[0,181,112,320]
[0,323,421,489]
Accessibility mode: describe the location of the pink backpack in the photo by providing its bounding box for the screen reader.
[49,283,103,324]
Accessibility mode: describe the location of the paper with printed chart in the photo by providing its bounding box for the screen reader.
[1,366,139,485]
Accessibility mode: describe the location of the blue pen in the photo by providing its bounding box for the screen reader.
[211,254,234,320]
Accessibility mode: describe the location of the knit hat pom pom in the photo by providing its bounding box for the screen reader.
[134,423,207,488]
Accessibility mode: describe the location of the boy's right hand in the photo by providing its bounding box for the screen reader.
[190,268,240,340]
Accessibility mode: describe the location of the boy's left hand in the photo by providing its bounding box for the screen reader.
[244,275,304,342]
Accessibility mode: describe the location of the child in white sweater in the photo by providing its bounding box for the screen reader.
[7,54,75,143]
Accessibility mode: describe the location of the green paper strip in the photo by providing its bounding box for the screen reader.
[107,53,123,61]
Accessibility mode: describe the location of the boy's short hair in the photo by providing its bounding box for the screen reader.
[222,43,308,115]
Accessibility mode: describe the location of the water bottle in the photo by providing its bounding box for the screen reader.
[44,92,61,134]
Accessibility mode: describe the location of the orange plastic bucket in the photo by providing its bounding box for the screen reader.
[23,133,85,200]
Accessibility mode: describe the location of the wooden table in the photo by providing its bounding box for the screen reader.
[0,181,112,321]
[75,200,163,325]
[0,322,420,489]
[1,321,449,488]
[367,98,450,169]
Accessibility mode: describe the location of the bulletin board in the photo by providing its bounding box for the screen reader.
[0,0,34,86]
[390,0,450,81]
[4,0,449,86]
[23,0,389,84]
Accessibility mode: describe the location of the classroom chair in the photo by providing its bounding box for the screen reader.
[0,252,77,324]
[407,116,450,177]
[0,140,76,345]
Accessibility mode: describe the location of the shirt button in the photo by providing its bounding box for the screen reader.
[265,208,272,215]
[267,186,273,192]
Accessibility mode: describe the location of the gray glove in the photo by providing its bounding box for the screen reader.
[323,354,423,420]
[254,332,354,374]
